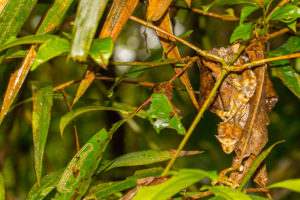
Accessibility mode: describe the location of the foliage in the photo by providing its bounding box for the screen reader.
[0,0,300,199]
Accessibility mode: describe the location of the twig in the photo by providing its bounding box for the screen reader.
[186,190,214,199]
[172,5,239,21]
[162,69,228,176]
[53,78,82,91]
[266,24,300,39]
[95,76,200,94]
[61,89,80,152]
[231,52,300,71]
[111,56,199,67]
[129,16,226,65]
[168,59,195,84]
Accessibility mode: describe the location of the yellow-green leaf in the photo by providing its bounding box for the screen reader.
[32,81,53,187]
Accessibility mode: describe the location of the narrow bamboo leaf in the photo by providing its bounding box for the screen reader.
[0,173,4,200]
[238,141,284,191]
[0,0,75,126]
[202,0,259,13]
[0,0,38,45]
[99,0,139,40]
[0,35,57,53]
[147,93,186,135]
[72,37,113,105]
[155,13,199,110]
[146,0,172,21]
[59,104,147,137]
[89,37,114,68]
[70,0,109,61]
[269,4,300,22]
[72,68,96,106]
[240,4,260,24]
[268,36,300,99]
[32,82,53,187]
[55,128,111,200]
[2,50,28,60]
[202,186,251,200]
[185,0,192,7]
[86,168,163,199]
[132,169,215,200]
[268,179,300,192]
[0,47,36,125]
[31,37,70,71]
[36,0,75,35]
[0,0,9,15]
[97,150,202,173]
[230,22,253,43]
[26,169,64,200]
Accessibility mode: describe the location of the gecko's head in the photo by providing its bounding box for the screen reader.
[215,134,239,154]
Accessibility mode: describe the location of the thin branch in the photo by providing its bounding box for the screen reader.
[61,89,80,152]
[168,58,195,84]
[111,56,199,67]
[53,78,82,92]
[231,52,300,71]
[186,191,214,199]
[267,24,300,39]
[129,16,226,65]
[173,5,239,21]
[95,76,200,94]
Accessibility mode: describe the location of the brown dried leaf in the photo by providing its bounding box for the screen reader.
[197,60,216,110]
[230,39,269,184]
[265,73,278,114]
[154,12,199,110]
[0,47,36,125]
[146,0,172,21]
[99,0,139,41]
[72,66,96,106]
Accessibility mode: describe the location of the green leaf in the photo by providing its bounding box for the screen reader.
[97,150,202,173]
[202,186,252,200]
[240,4,260,24]
[36,0,75,35]
[238,141,284,191]
[59,102,147,137]
[0,173,4,200]
[32,82,53,187]
[147,93,186,135]
[55,128,111,200]
[268,37,300,99]
[31,37,70,71]
[202,0,259,13]
[268,179,300,192]
[70,0,109,61]
[230,22,254,43]
[0,0,38,45]
[26,169,64,200]
[0,35,58,53]
[86,168,163,199]
[89,37,114,68]
[133,169,215,200]
[269,4,300,22]
[287,20,297,32]
[249,195,270,200]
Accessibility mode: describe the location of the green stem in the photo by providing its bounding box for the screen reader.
[162,69,228,176]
